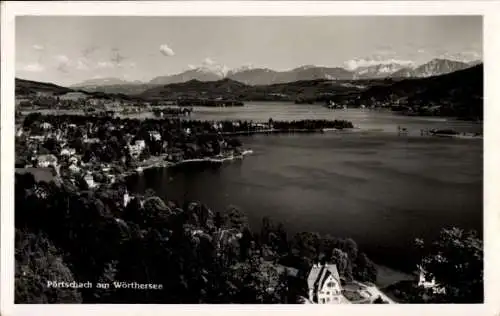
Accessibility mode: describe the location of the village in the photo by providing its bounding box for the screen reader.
[14,90,353,194]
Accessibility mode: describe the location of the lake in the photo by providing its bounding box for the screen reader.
[22,102,483,135]
[126,103,483,272]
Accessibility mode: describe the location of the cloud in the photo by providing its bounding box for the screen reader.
[344,58,414,70]
[198,58,229,76]
[417,49,426,54]
[159,44,175,57]
[20,63,44,72]
[343,50,414,70]
[55,55,70,64]
[185,58,230,77]
[76,58,90,71]
[203,57,215,66]
[110,49,126,66]
[96,61,115,69]
[54,55,71,72]
[32,44,44,51]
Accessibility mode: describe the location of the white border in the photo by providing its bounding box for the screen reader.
[2,1,500,316]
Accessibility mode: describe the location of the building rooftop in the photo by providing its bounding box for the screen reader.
[37,154,58,163]
[307,263,340,291]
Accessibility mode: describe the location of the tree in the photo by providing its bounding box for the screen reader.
[223,206,248,231]
[330,248,353,281]
[15,228,83,303]
[139,145,151,161]
[226,256,287,303]
[416,227,483,303]
[353,252,377,283]
[43,138,59,154]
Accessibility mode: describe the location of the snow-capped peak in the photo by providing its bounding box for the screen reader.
[193,64,229,78]
[231,64,256,73]
[296,65,316,70]
[344,58,415,71]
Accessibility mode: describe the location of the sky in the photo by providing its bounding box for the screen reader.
[16,16,482,86]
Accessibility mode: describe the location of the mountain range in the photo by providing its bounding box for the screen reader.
[71,58,480,95]
[16,63,483,119]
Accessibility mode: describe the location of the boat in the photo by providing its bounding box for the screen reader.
[326,100,336,109]
[429,128,459,137]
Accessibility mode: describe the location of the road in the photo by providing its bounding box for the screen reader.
[354,281,396,304]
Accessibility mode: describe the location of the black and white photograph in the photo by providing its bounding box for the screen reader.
[2,2,497,311]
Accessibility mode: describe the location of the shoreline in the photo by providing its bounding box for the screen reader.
[222,127,483,140]
[120,149,255,178]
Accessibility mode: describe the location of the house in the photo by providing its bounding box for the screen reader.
[107,174,116,184]
[135,140,146,151]
[149,131,162,141]
[83,136,100,144]
[68,155,79,165]
[68,164,81,174]
[40,122,52,130]
[128,144,143,158]
[60,148,76,157]
[101,166,111,173]
[16,128,24,137]
[37,154,58,168]
[417,265,446,294]
[127,140,147,158]
[84,172,97,189]
[307,263,345,304]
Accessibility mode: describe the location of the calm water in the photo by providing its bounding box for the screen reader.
[126,103,483,272]
[24,102,483,135]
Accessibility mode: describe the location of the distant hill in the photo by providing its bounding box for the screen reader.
[150,68,225,85]
[71,77,143,88]
[70,77,153,95]
[138,77,374,101]
[359,64,483,119]
[71,83,156,95]
[226,68,282,85]
[16,78,74,96]
[15,78,145,102]
[139,78,250,100]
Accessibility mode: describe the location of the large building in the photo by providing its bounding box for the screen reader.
[307,263,347,304]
